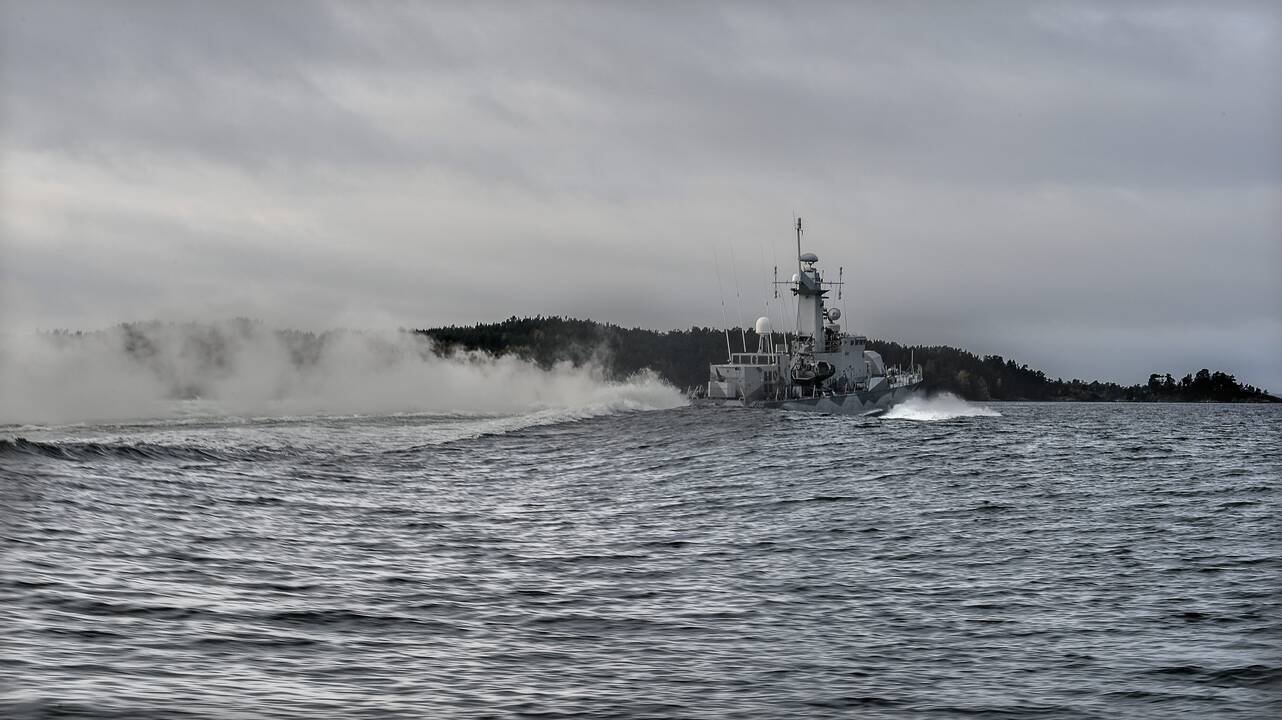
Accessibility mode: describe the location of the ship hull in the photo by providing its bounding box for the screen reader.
[692,381,921,416]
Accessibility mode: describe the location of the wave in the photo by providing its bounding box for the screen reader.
[0,437,247,463]
[882,392,1001,421]
[1,382,682,462]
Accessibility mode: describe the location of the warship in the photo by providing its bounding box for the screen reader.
[691,218,923,415]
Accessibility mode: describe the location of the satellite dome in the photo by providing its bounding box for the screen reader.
[826,308,842,321]
[791,273,800,283]
[754,317,772,334]
[800,252,819,264]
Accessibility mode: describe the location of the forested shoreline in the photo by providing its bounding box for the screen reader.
[417,316,1277,403]
[32,317,1275,403]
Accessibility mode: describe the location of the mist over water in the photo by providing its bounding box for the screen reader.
[5,323,1279,719]
[0,322,684,426]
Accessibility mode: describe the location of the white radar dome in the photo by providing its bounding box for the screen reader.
[754,317,772,334]
[791,273,800,283]
[826,308,842,321]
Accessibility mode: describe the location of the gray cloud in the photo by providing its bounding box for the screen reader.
[2,0,1280,390]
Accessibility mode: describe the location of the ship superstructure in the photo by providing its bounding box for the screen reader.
[692,219,923,415]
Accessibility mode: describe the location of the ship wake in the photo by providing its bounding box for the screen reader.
[882,393,1001,421]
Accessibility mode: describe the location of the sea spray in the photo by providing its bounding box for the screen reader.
[881,392,1001,421]
[0,322,686,425]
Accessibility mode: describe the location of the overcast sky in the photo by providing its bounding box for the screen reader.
[2,1,1279,389]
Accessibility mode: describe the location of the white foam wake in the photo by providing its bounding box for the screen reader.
[882,392,1001,421]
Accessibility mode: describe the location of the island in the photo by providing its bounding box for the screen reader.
[417,316,1277,403]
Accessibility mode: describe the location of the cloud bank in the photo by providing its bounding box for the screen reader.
[2,1,1279,389]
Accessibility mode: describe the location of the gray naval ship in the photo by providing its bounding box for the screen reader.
[691,218,923,415]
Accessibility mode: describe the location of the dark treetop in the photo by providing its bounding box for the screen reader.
[416,316,1276,403]
[36,317,1274,404]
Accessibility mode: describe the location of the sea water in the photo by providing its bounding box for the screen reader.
[2,400,1279,718]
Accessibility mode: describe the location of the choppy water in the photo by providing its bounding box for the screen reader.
[2,400,1279,718]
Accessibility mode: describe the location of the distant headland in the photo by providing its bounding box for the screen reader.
[27,317,1275,404]
[417,316,1277,403]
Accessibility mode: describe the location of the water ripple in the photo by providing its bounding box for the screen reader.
[2,403,1280,718]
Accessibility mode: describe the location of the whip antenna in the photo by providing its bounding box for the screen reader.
[759,241,774,354]
[730,244,747,354]
[770,232,791,356]
[712,247,732,362]
[795,217,803,335]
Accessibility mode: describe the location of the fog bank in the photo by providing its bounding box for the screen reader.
[0,322,683,425]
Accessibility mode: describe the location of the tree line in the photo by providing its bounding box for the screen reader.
[417,316,1277,403]
[38,317,1274,403]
